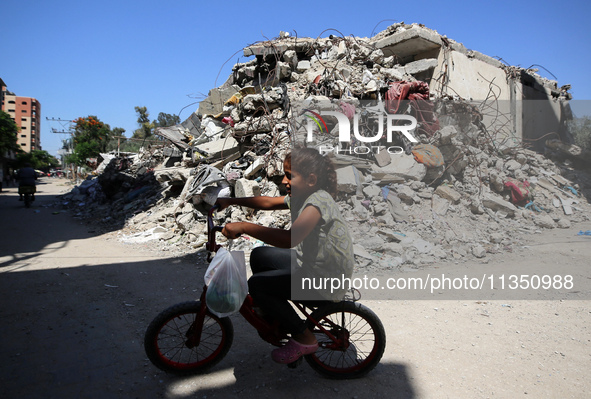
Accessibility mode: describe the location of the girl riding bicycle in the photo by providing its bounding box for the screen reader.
[215,147,354,364]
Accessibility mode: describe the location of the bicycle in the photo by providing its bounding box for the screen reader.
[144,206,386,379]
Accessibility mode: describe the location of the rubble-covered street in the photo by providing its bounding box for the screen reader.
[1,177,590,398]
[58,23,590,274]
[4,0,591,395]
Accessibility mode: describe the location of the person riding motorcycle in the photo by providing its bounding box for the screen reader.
[17,163,37,201]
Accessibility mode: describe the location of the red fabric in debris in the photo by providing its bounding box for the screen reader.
[384,81,440,137]
[504,178,531,206]
[339,102,356,120]
[221,116,235,127]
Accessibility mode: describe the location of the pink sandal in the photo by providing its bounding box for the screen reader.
[271,338,319,364]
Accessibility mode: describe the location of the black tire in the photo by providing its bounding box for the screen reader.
[305,301,386,379]
[144,301,233,375]
[24,194,31,208]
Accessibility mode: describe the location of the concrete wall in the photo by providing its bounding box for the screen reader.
[431,50,520,148]
[521,86,566,151]
[428,49,570,152]
[436,50,511,101]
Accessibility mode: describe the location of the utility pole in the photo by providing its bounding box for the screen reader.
[113,135,126,156]
[46,117,75,180]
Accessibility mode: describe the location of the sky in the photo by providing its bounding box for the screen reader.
[2,0,591,158]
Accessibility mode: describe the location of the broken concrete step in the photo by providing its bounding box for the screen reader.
[195,136,239,160]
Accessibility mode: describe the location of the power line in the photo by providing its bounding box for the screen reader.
[46,117,74,134]
[46,117,73,122]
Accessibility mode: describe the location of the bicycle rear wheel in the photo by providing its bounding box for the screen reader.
[305,301,386,379]
[144,301,233,375]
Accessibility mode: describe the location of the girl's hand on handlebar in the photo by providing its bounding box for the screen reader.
[222,222,244,239]
[215,197,232,211]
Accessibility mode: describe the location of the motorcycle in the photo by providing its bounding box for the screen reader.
[19,186,36,208]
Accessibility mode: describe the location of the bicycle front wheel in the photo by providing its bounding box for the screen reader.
[144,301,233,375]
[305,301,386,379]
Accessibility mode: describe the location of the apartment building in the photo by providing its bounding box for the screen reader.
[1,78,42,153]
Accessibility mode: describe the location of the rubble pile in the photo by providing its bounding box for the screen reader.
[59,23,591,269]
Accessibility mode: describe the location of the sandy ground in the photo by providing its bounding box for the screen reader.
[0,178,589,399]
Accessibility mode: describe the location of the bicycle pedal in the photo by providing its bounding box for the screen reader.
[287,356,303,369]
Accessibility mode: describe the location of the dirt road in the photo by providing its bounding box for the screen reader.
[0,178,589,398]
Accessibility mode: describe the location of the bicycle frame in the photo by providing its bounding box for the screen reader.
[194,283,346,350]
[201,205,344,348]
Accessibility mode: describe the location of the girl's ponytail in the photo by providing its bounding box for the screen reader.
[322,153,338,199]
[290,147,338,199]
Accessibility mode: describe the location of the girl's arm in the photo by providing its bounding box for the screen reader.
[222,223,291,248]
[216,196,288,211]
[291,205,322,246]
[222,205,321,248]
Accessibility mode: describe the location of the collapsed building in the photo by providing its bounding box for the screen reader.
[60,23,590,268]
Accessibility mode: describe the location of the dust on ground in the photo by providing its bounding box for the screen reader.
[0,178,589,398]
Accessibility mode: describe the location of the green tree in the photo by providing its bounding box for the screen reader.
[118,139,143,153]
[0,110,20,156]
[154,112,180,128]
[66,116,112,166]
[16,150,59,170]
[132,106,155,140]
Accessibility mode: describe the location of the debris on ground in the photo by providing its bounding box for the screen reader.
[56,23,591,270]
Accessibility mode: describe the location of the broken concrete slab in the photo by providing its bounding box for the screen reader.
[559,196,573,215]
[431,194,450,216]
[380,67,405,81]
[377,229,404,243]
[153,166,191,183]
[534,214,556,229]
[211,152,240,170]
[505,159,522,172]
[472,244,486,258]
[395,185,416,205]
[434,185,462,204]
[351,197,370,219]
[404,58,438,75]
[436,125,458,145]
[244,157,265,179]
[336,165,362,194]
[234,178,261,214]
[353,244,376,260]
[363,184,382,198]
[296,60,311,72]
[195,135,239,161]
[400,234,434,254]
[373,24,442,62]
[234,178,261,198]
[243,37,319,58]
[481,193,517,217]
[371,153,427,183]
[154,125,191,151]
[373,147,392,167]
[198,84,241,117]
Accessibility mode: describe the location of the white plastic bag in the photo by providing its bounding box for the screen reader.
[204,248,248,317]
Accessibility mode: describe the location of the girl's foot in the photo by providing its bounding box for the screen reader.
[271,338,318,364]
